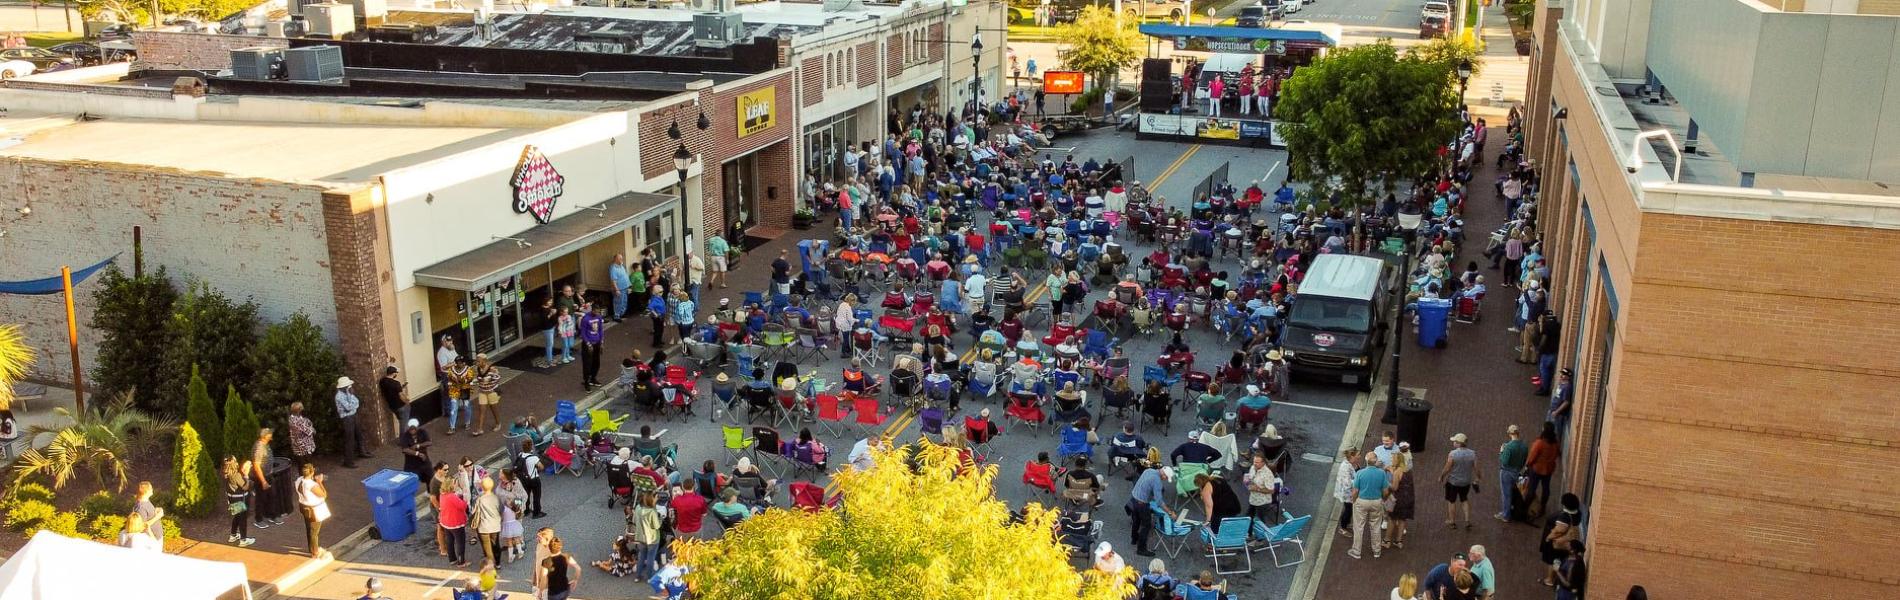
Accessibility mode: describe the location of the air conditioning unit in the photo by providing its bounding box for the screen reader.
[290,0,327,17]
[692,11,743,48]
[284,45,345,81]
[349,0,387,19]
[304,3,356,38]
[229,47,286,80]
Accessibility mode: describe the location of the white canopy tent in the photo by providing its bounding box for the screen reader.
[0,531,251,600]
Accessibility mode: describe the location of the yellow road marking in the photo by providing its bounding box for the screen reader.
[1151,145,1202,189]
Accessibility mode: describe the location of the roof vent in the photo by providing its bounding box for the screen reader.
[692,12,743,48]
[229,47,286,80]
[284,45,346,81]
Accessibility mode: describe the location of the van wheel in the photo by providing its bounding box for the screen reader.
[1357,377,1372,392]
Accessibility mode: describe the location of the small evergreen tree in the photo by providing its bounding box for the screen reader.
[158,282,260,418]
[88,265,180,415]
[248,313,344,454]
[184,366,224,463]
[171,423,217,516]
[221,386,262,468]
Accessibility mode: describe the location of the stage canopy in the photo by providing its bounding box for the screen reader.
[1138,23,1340,53]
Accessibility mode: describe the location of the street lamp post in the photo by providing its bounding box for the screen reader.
[668,110,711,260]
[1456,59,1473,101]
[971,35,984,114]
[1381,208,1423,425]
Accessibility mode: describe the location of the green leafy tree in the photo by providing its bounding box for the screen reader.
[90,266,180,415]
[171,422,218,516]
[7,393,175,495]
[158,282,260,419]
[248,313,343,454]
[184,366,224,464]
[1054,6,1143,97]
[78,0,263,24]
[0,324,33,412]
[221,386,262,469]
[1276,40,1463,216]
[674,443,1134,599]
[1413,38,1483,81]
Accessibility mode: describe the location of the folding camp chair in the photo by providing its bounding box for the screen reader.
[814,394,850,437]
[1200,517,1254,575]
[1251,512,1313,568]
[720,425,755,465]
[1151,503,1198,559]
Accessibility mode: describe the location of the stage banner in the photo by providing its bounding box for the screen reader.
[1194,118,1241,140]
[1139,113,1189,136]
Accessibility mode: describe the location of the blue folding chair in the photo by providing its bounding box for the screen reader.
[553,400,591,432]
[1200,517,1254,575]
[743,291,766,308]
[1050,369,1082,394]
[1081,329,1118,362]
[1143,365,1182,390]
[1251,512,1313,568]
[1151,502,1197,559]
[1055,424,1093,460]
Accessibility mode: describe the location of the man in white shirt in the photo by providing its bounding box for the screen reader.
[686,252,706,305]
[435,336,459,382]
[848,436,884,471]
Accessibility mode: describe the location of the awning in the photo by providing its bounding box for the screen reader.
[1138,23,1339,47]
[414,191,673,291]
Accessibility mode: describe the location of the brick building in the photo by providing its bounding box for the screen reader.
[0,54,793,439]
[1519,0,1900,597]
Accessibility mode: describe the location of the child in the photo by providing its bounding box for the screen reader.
[500,498,524,563]
[556,307,577,363]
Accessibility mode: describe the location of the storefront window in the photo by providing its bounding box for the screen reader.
[643,210,677,262]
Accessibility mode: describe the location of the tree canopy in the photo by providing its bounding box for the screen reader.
[1055,6,1144,90]
[674,443,1134,600]
[1274,40,1465,207]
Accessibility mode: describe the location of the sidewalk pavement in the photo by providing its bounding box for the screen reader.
[1463,2,1529,123]
[170,221,836,598]
[1304,121,1556,599]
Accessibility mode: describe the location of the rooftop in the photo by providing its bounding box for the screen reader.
[0,112,529,186]
[1619,82,1900,199]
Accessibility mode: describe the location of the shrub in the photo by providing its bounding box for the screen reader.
[31,511,85,540]
[172,422,218,517]
[88,513,128,542]
[221,386,262,468]
[158,282,260,418]
[79,490,128,518]
[247,313,343,455]
[4,499,56,533]
[184,366,224,463]
[89,265,180,415]
[9,482,55,505]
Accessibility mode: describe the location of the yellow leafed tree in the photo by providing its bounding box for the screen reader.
[674,443,1134,600]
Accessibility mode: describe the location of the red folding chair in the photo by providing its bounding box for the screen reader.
[815,394,849,437]
[1022,460,1057,494]
[790,481,839,512]
[849,394,888,434]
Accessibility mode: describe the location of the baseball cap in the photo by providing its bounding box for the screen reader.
[1450,433,1468,444]
[1507,424,1520,434]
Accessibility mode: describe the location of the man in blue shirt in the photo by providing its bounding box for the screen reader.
[609,254,632,322]
[1349,458,1391,559]
[1124,466,1173,558]
[1421,555,1469,600]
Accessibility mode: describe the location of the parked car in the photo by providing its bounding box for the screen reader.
[0,59,34,80]
[1281,0,1303,13]
[1419,14,1448,38]
[0,48,78,71]
[47,42,104,65]
[1237,3,1283,27]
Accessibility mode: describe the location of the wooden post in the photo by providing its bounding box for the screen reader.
[133,226,143,277]
[63,266,85,414]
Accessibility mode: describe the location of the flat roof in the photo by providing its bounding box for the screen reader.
[1622,82,1900,198]
[0,113,530,186]
[1298,254,1383,300]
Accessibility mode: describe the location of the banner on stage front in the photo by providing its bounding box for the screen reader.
[1195,118,1240,140]
[1239,120,1272,140]
[1139,113,1188,135]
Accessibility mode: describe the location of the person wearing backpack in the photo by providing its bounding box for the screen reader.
[514,440,545,518]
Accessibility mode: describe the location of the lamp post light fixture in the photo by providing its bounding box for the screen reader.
[1456,58,1473,99]
[668,109,711,258]
[970,34,984,110]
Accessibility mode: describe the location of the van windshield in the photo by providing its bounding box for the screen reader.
[1288,297,1372,334]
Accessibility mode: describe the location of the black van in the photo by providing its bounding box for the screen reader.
[1280,254,1389,390]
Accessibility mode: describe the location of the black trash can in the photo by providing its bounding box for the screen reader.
[266,457,296,520]
[1395,395,1433,452]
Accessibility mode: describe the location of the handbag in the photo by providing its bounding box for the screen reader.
[228,500,248,515]
[312,501,332,523]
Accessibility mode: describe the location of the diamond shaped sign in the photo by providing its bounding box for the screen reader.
[511,145,565,225]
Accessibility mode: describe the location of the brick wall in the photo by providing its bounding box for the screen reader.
[1571,211,1900,598]
[320,187,402,444]
[800,57,823,107]
[886,34,903,78]
[0,158,338,383]
[0,80,174,99]
[926,23,945,63]
[755,141,795,228]
[857,42,877,89]
[635,71,795,239]
[130,31,286,72]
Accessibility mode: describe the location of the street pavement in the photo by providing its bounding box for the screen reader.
[282,128,1365,600]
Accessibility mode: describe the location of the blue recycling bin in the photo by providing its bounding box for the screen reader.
[363,469,419,542]
[1415,298,1452,348]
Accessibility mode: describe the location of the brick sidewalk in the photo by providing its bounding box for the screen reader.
[1310,126,1555,600]
[174,221,836,594]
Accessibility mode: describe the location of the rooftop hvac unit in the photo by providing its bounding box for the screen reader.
[349,0,387,20]
[291,0,326,17]
[229,47,286,80]
[304,3,356,38]
[692,12,743,49]
[284,45,345,81]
